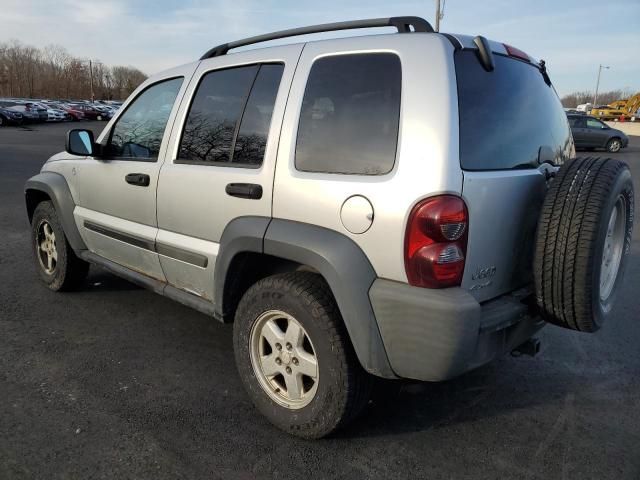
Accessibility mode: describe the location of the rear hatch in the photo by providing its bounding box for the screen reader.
[453,42,573,302]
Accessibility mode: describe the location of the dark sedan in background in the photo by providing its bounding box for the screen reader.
[0,107,24,126]
[567,114,629,153]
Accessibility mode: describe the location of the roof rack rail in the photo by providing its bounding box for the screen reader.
[199,16,434,60]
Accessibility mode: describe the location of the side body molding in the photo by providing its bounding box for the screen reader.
[25,172,87,252]
[263,219,396,378]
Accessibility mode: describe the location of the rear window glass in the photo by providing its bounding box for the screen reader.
[295,53,401,175]
[455,51,572,170]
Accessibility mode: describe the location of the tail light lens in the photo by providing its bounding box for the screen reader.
[503,44,530,62]
[404,195,468,288]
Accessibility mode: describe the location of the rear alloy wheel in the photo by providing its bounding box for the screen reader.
[234,272,372,438]
[249,310,319,409]
[606,137,622,153]
[534,157,634,332]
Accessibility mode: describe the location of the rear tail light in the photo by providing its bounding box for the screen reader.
[404,195,468,288]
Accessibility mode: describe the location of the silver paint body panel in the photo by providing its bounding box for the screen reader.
[156,44,304,300]
[273,34,462,282]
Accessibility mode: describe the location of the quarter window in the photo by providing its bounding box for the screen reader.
[178,64,284,167]
[106,77,183,160]
[295,53,401,175]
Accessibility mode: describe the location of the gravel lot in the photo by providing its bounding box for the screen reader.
[1,121,639,479]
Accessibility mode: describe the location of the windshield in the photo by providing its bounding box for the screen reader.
[455,51,573,170]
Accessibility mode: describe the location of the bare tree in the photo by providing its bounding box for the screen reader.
[561,89,628,108]
[0,39,147,100]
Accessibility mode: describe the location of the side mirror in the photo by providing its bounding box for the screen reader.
[66,129,95,156]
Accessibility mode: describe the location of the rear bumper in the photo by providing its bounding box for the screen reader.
[369,279,544,381]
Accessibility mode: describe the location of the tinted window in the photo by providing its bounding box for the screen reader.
[295,53,401,175]
[568,116,585,128]
[456,51,572,170]
[106,77,183,160]
[233,64,284,166]
[587,118,605,129]
[178,66,257,164]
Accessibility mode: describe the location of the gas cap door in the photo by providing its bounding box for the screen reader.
[340,195,374,234]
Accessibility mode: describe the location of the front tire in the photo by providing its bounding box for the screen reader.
[31,201,89,291]
[233,272,372,438]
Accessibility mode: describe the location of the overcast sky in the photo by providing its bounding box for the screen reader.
[3,0,639,96]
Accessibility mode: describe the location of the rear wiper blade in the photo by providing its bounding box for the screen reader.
[539,59,552,86]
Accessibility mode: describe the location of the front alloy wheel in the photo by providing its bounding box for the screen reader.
[36,220,58,275]
[31,201,89,291]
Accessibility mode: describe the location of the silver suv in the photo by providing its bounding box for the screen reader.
[25,17,634,438]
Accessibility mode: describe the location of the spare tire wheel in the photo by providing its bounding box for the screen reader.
[534,157,634,332]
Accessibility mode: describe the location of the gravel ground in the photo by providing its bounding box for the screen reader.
[1,121,639,479]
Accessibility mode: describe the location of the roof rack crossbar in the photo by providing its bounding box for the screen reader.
[200,16,434,60]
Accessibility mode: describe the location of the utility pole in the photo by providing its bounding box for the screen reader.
[435,0,441,32]
[593,64,609,106]
[89,59,94,103]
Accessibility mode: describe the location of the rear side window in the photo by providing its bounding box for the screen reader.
[568,116,585,128]
[233,64,284,166]
[455,51,572,170]
[295,53,401,175]
[178,64,283,167]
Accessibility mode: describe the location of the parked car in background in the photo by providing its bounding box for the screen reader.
[567,114,629,152]
[24,102,49,122]
[576,102,592,112]
[58,104,85,121]
[68,103,105,120]
[0,106,24,126]
[92,104,114,119]
[45,107,70,122]
[2,104,40,123]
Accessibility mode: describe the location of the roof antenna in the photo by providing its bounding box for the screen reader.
[435,0,447,32]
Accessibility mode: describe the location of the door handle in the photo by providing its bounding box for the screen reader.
[225,183,263,199]
[125,173,150,187]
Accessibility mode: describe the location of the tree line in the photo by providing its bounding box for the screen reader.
[560,89,634,108]
[0,40,147,100]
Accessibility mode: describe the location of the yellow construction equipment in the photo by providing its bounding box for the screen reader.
[590,93,640,121]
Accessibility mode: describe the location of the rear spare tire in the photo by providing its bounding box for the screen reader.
[534,157,634,332]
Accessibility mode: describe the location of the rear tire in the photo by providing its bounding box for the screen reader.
[233,272,372,438]
[31,201,89,291]
[534,157,634,332]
